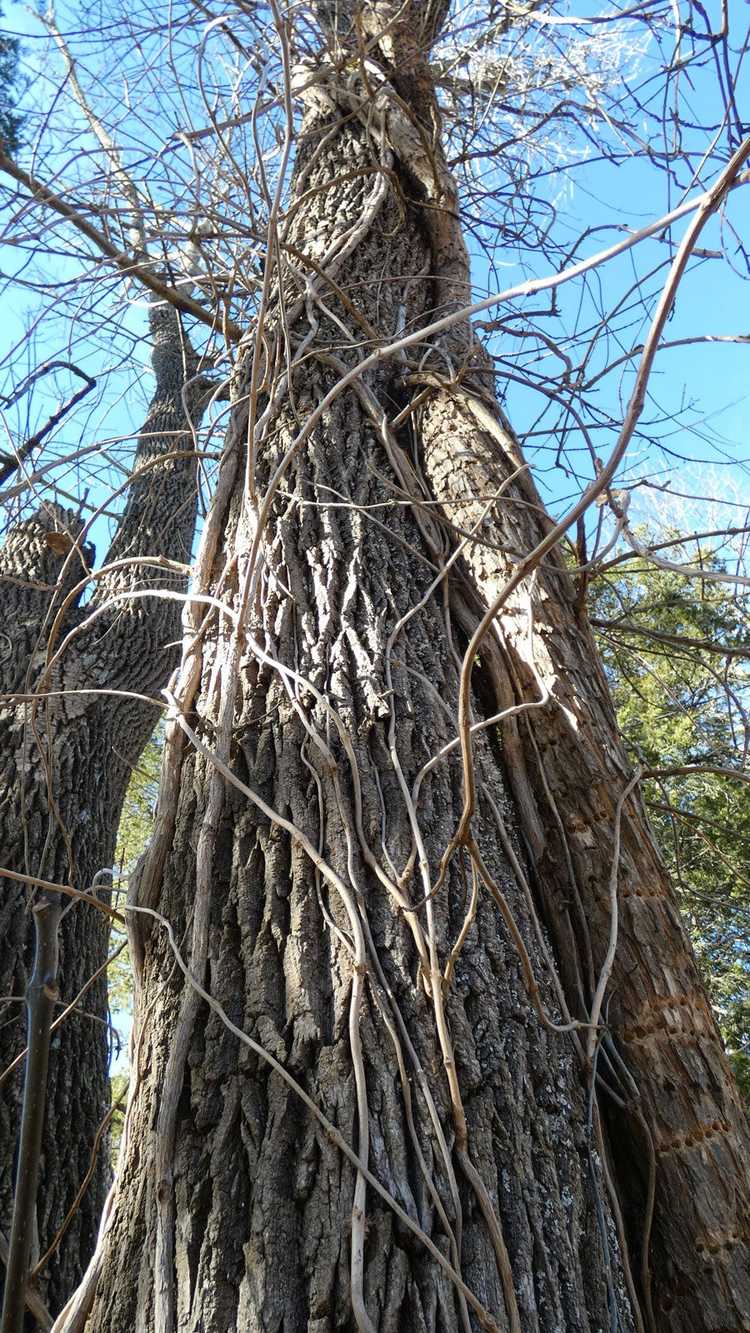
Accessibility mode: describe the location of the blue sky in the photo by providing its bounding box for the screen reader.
[2,0,749,552]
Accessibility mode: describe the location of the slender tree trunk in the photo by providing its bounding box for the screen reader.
[58,14,750,1333]
[0,306,206,1317]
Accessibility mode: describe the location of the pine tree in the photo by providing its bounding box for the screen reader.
[0,8,21,155]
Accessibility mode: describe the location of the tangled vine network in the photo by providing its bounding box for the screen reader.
[1,1,750,1331]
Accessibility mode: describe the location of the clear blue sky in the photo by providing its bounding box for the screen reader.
[2,0,749,549]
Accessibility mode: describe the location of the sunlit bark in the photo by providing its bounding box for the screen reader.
[54,8,750,1333]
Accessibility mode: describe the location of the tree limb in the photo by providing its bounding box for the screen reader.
[0,149,243,343]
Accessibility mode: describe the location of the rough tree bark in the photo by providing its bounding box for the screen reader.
[56,8,750,1333]
[0,304,208,1318]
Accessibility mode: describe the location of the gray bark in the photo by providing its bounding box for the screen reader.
[71,53,635,1333]
[53,13,750,1333]
[418,392,750,1331]
[0,305,206,1318]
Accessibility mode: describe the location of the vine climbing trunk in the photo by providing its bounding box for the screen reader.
[0,305,208,1319]
[56,9,750,1333]
[418,386,750,1330]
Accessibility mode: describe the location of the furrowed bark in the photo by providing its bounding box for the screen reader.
[349,16,750,1323]
[2,892,61,1333]
[396,56,750,1322]
[0,305,207,1317]
[418,383,750,1331]
[52,8,750,1333]
[70,37,638,1333]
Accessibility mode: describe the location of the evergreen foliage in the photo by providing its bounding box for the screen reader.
[114,728,162,877]
[592,545,750,1098]
[0,9,22,153]
[108,1073,128,1168]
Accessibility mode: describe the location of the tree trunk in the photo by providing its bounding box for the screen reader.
[0,305,206,1318]
[58,17,750,1333]
[418,389,750,1331]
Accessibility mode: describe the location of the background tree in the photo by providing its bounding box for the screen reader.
[0,12,245,1318]
[0,300,208,1321]
[591,537,750,1097]
[0,10,246,1317]
[0,7,21,154]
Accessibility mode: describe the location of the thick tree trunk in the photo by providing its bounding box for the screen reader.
[55,18,750,1333]
[418,391,750,1330]
[0,306,205,1318]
